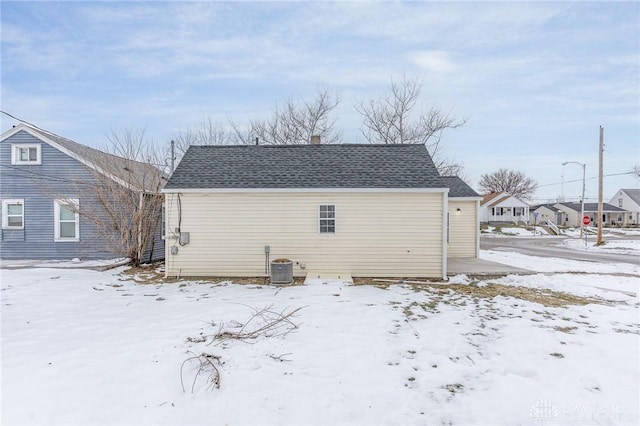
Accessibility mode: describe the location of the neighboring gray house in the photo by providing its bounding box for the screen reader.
[0,123,164,261]
[555,202,629,227]
[609,189,640,225]
[162,144,480,279]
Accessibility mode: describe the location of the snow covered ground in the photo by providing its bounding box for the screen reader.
[561,238,640,256]
[2,254,639,425]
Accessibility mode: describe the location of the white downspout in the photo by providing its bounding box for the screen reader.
[442,190,449,280]
[475,199,481,257]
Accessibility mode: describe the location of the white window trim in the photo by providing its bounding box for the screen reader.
[54,199,80,242]
[11,144,42,165]
[318,204,336,234]
[2,199,24,230]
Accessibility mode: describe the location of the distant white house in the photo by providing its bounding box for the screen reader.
[480,192,529,224]
[609,189,640,225]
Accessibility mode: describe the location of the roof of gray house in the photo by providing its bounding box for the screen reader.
[165,144,446,190]
[558,202,626,212]
[440,176,480,198]
[4,124,165,192]
[531,203,562,212]
[620,188,640,205]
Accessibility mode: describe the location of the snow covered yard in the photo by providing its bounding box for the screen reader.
[1,258,639,425]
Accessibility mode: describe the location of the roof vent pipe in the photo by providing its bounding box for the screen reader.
[310,135,321,145]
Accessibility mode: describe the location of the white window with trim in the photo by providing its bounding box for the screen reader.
[319,204,336,234]
[2,199,24,229]
[54,199,80,242]
[11,144,42,165]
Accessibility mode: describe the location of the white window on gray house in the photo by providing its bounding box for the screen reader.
[54,199,79,241]
[319,204,336,233]
[11,144,42,165]
[2,199,24,229]
[618,198,623,207]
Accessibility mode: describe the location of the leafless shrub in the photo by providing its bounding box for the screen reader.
[180,351,222,392]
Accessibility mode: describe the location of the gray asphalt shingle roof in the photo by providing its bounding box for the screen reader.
[439,176,480,198]
[21,125,165,192]
[621,189,640,205]
[165,144,446,190]
[558,202,626,212]
[531,204,562,212]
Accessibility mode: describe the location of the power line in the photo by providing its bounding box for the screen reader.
[536,171,635,188]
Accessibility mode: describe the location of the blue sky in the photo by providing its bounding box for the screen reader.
[1,1,638,202]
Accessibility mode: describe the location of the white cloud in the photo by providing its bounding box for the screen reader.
[409,51,456,73]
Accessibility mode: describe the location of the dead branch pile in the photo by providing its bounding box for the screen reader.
[211,305,303,344]
[181,305,303,392]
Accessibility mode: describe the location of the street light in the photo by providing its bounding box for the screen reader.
[562,161,586,238]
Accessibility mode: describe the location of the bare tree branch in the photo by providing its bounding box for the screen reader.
[246,89,342,145]
[45,129,165,266]
[478,168,538,200]
[356,75,466,175]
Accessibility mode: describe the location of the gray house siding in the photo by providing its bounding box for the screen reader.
[1,130,164,261]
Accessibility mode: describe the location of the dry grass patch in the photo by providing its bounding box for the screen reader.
[358,278,606,307]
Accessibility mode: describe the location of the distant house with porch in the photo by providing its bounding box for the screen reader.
[609,189,640,225]
[554,202,629,227]
[480,192,529,224]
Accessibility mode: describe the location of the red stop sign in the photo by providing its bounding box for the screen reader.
[582,215,591,225]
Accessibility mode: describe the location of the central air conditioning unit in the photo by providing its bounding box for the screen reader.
[270,258,293,284]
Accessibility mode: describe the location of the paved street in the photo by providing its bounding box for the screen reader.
[480,234,640,266]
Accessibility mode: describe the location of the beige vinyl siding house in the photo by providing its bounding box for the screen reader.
[163,144,479,279]
[448,199,479,257]
[441,176,481,258]
[165,190,445,278]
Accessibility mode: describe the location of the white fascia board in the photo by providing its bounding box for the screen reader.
[162,187,450,194]
[448,196,483,201]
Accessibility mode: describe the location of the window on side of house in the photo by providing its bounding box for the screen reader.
[11,144,42,165]
[618,198,623,207]
[2,199,24,229]
[54,199,79,242]
[319,204,336,234]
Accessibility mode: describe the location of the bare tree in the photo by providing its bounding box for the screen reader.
[53,129,165,266]
[478,168,538,200]
[233,89,342,145]
[632,164,640,180]
[170,117,238,163]
[356,75,466,175]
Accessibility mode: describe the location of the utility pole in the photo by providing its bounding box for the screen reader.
[597,126,604,245]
